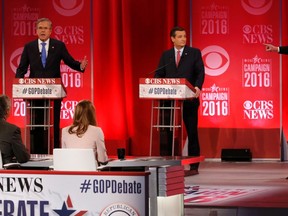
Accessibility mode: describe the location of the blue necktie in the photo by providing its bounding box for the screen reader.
[41,42,47,67]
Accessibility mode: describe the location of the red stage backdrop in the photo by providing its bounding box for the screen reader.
[92,0,191,156]
[1,0,287,159]
[193,0,281,158]
[0,0,2,90]
[281,0,288,141]
[3,0,91,133]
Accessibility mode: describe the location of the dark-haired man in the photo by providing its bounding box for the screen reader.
[155,26,205,176]
[0,95,30,164]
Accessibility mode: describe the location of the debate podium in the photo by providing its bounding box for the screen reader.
[139,78,196,156]
[12,78,66,154]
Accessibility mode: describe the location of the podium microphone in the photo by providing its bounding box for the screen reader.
[146,58,173,75]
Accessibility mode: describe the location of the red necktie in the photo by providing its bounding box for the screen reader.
[176,50,181,67]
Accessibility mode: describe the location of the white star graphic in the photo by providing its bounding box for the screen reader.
[210,84,219,92]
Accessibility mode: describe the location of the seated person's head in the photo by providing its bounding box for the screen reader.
[0,95,11,120]
[73,100,96,126]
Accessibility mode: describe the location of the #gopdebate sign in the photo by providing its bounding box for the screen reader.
[139,78,196,99]
[12,78,67,99]
[0,171,147,215]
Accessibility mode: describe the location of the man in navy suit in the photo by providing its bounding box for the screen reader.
[155,26,205,176]
[0,95,30,164]
[16,17,88,154]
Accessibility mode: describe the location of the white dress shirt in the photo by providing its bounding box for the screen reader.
[38,38,50,56]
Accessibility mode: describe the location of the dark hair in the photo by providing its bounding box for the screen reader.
[0,95,10,119]
[170,26,186,37]
[68,100,97,137]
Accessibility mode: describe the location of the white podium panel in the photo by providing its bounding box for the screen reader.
[139,78,196,156]
[139,78,196,99]
[13,78,66,99]
[12,78,67,154]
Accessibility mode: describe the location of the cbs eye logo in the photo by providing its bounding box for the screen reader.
[10,47,30,77]
[53,0,84,16]
[145,78,151,84]
[243,25,253,34]
[202,45,230,77]
[241,0,272,15]
[243,100,253,110]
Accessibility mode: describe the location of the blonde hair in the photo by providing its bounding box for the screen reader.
[68,100,97,137]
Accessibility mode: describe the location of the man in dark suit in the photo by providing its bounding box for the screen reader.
[15,17,88,154]
[0,95,30,164]
[155,26,205,176]
[264,43,288,54]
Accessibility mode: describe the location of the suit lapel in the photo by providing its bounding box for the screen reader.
[46,39,55,66]
[31,40,44,67]
[168,48,176,68]
[171,46,188,69]
[179,46,189,67]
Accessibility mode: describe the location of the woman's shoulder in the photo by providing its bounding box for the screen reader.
[88,125,103,131]
[62,125,70,130]
[87,126,104,135]
[62,125,71,133]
